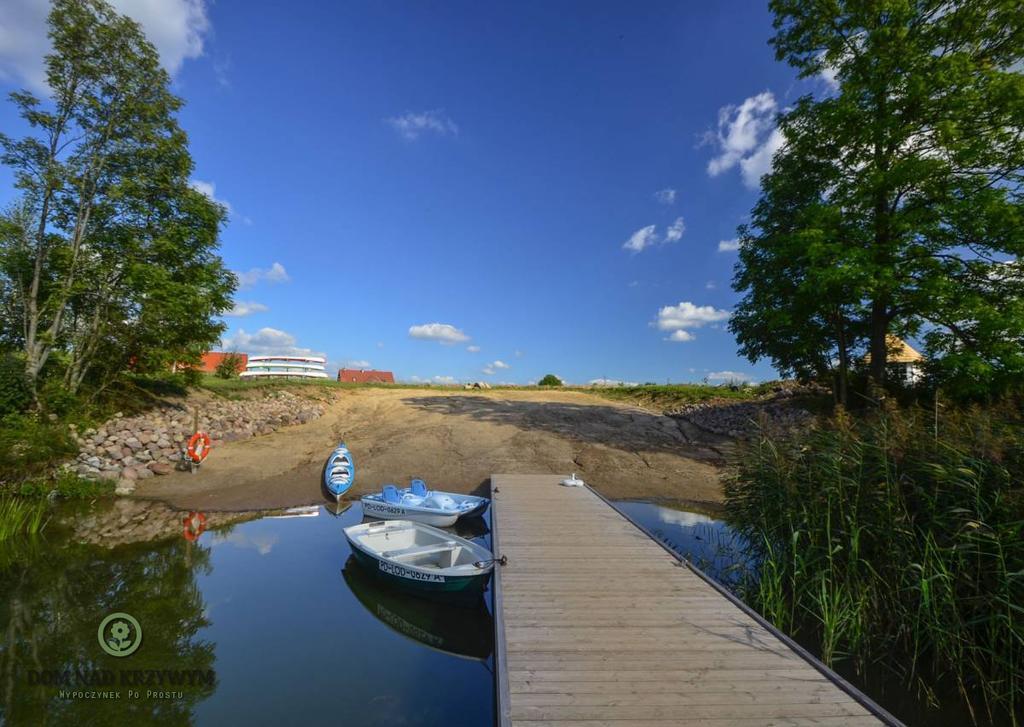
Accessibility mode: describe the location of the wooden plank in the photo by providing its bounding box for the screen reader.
[491,474,889,726]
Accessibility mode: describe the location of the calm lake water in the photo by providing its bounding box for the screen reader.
[0,500,495,726]
[612,499,754,591]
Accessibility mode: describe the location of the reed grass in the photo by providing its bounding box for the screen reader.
[726,402,1024,725]
[0,496,49,541]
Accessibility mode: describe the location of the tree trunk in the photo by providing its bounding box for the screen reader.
[869,299,889,387]
[836,319,849,407]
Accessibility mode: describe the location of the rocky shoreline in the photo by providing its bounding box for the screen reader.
[66,390,331,495]
[668,386,819,439]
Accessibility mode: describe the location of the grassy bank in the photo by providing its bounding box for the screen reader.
[725,403,1024,724]
[582,383,771,411]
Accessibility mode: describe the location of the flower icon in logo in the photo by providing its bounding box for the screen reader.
[97,612,142,657]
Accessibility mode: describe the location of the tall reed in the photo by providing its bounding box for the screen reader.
[0,496,49,541]
[726,403,1024,725]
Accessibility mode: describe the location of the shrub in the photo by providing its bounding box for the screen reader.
[0,414,78,483]
[215,352,244,379]
[0,353,31,416]
[538,374,562,387]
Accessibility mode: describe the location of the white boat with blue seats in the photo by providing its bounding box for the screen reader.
[360,479,489,527]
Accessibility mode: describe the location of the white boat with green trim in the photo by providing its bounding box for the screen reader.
[344,520,494,597]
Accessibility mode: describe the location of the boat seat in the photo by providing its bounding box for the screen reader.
[410,479,428,497]
[382,485,401,504]
[383,541,458,560]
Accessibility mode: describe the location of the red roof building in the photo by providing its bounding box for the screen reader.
[337,368,395,384]
[198,351,248,374]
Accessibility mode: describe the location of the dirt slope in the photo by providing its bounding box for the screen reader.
[133,387,730,511]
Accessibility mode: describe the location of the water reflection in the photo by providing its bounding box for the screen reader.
[343,557,493,661]
[613,499,754,591]
[0,499,495,726]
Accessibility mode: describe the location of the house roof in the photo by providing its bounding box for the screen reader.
[337,369,395,383]
[863,335,924,365]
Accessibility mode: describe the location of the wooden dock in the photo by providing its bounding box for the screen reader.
[490,474,895,727]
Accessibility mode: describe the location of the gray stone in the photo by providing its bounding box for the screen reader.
[149,462,173,476]
[134,467,154,480]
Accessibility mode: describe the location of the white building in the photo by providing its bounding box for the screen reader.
[239,355,329,379]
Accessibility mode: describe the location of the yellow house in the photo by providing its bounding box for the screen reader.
[863,335,925,383]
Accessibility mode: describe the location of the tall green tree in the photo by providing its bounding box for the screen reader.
[731,0,1024,399]
[0,0,235,404]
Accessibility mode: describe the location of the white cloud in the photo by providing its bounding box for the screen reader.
[466,345,481,353]
[623,218,684,253]
[235,262,290,290]
[705,280,716,290]
[514,350,523,358]
[589,378,639,387]
[665,330,696,342]
[654,188,677,205]
[482,360,509,375]
[664,217,686,243]
[739,127,785,188]
[623,224,658,253]
[656,301,731,331]
[707,370,755,383]
[0,0,210,92]
[655,301,730,342]
[386,110,458,141]
[225,301,268,317]
[343,360,371,369]
[222,327,324,358]
[718,238,740,252]
[408,323,469,344]
[706,91,784,189]
[819,62,839,90]
[433,375,456,384]
[190,179,233,213]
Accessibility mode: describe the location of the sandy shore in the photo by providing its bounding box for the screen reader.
[133,387,732,511]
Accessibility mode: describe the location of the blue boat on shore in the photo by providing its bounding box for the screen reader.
[323,443,354,502]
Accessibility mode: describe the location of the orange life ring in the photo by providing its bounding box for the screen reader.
[187,432,211,463]
[182,511,207,541]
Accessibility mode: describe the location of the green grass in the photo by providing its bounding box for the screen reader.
[580,382,773,410]
[0,413,79,484]
[726,403,1024,725]
[0,496,49,541]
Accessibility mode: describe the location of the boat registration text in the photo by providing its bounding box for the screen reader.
[379,560,446,583]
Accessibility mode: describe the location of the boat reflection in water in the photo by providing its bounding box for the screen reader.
[342,556,494,661]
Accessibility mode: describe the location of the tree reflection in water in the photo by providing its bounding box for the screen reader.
[0,532,216,725]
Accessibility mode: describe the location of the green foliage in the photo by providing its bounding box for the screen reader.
[726,404,1024,723]
[538,374,563,387]
[214,352,244,379]
[16,471,113,500]
[0,497,49,541]
[0,352,30,416]
[0,0,236,405]
[732,1,1024,400]
[586,382,774,410]
[0,414,78,483]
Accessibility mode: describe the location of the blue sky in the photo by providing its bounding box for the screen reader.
[0,1,836,385]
